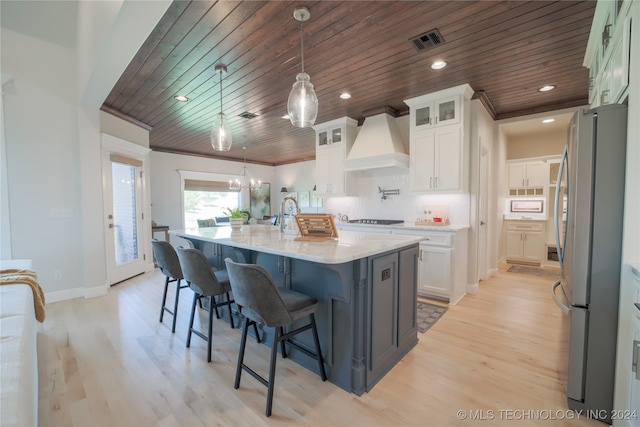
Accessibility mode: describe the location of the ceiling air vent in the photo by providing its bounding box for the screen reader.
[410,28,445,52]
[238,111,259,119]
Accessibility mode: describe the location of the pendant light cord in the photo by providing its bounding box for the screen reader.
[300,21,305,73]
[219,70,223,112]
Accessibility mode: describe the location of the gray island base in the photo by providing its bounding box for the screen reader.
[170,226,422,395]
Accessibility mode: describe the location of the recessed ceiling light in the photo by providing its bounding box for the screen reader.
[174,95,189,102]
[339,92,352,100]
[430,61,447,70]
[542,118,555,124]
[538,85,556,92]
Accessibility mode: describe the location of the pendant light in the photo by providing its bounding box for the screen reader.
[210,64,232,151]
[287,7,318,128]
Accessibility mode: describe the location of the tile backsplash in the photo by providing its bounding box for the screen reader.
[323,168,470,225]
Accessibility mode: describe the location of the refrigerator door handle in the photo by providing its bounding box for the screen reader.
[554,145,569,268]
[552,280,571,315]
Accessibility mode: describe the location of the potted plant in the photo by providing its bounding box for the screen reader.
[224,207,248,230]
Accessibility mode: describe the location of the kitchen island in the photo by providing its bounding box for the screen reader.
[170,226,422,395]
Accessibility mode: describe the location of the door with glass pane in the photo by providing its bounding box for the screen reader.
[105,156,145,285]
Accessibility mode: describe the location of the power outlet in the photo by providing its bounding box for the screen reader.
[53,270,63,280]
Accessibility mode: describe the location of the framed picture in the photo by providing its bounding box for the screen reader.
[250,183,270,219]
[298,191,310,208]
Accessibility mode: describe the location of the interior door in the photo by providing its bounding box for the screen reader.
[478,145,489,280]
[104,155,145,285]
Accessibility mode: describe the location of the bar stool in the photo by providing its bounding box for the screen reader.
[176,247,235,362]
[224,258,327,417]
[151,239,188,333]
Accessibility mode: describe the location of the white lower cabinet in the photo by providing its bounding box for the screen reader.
[504,221,545,264]
[336,224,469,304]
[418,245,452,299]
[395,227,468,304]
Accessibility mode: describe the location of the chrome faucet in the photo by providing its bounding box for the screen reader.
[279,196,301,233]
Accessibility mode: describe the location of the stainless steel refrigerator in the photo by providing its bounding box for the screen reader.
[552,103,627,424]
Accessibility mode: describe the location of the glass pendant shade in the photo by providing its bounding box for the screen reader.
[210,64,232,151]
[287,72,318,128]
[210,111,232,151]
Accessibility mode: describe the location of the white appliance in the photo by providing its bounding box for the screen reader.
[551,104,627,424]
[504,197,546,220]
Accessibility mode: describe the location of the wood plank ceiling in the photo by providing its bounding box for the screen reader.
[102,0,596,166]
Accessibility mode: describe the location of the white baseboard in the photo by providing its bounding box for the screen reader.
[489,268,499,277]
[45,284,109,303]
[466,282,479,295]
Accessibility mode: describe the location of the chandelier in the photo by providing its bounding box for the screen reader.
[287,7,318,128]
[229,146,261,191]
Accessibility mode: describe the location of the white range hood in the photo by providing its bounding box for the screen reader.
[343,111,409,171]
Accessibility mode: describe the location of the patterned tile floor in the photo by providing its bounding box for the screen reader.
[506,265,561,279]
[416,301,448,333]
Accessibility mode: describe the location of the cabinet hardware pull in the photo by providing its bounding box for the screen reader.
[602,24,612,48]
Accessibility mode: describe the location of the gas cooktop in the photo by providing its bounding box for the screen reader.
[348,219,404,225]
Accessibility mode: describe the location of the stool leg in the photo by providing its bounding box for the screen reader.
[211,295,221,319]
[226,292,235,329]
[279,327,287,358]
[235,317,250,389]
[186,292,198,348]
[159,276,170,323]
[310,313,327,381]
[252,322,261,343]
[207,296,214,362]
[171,279,181,333]
[266,328,279,417]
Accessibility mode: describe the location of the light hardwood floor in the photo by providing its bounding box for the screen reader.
[37,266,602,426]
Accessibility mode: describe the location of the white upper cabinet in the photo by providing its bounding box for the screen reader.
[413,95,461,129]
[584,0,632,107]
[405,84,474,194]
[313,117,358,197]
[507,160,547,196]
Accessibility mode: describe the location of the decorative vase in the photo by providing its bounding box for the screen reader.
[230,218,243,230]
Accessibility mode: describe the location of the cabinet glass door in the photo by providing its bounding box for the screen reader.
[318,131,329,147]
[415,105,432,127]
[331,127,342,144]
[436,97,460,126]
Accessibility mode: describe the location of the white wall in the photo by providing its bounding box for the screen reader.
[494,127,509,264]
[100,111,149,147]
[0,0,169,302]
[149,151,276,235]
[1,27,85,295]
[506,129,566,160]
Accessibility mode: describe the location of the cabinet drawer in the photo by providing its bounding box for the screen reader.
[418,233,452,247]
[505,221,544,232]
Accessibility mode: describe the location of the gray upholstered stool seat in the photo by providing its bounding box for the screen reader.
[177,247,236,362]
[151,239,189,333]
[224,258,327,417]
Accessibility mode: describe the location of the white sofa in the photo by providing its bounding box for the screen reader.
[0,259,38,427]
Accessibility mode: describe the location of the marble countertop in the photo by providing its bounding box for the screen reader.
[170,226,424,265]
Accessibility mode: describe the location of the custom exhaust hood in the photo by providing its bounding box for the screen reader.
[343,107,409,171]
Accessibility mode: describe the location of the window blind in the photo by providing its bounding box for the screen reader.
[109,154,143,167]
[184,179,238,192]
